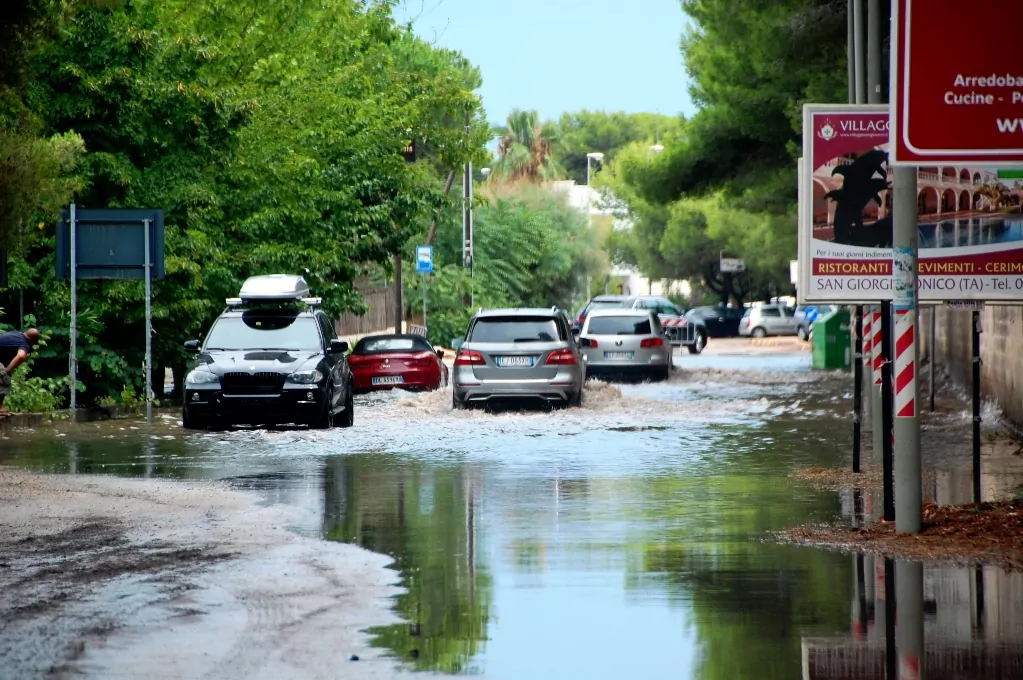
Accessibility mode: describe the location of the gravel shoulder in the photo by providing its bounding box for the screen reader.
[0,467,410,680]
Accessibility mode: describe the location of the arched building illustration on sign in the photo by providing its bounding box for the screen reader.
[812,149,1023,247]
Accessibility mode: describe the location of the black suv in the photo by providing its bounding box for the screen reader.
[181,275,354,430]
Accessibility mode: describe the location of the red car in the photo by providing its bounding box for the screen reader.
[347,334,449,393]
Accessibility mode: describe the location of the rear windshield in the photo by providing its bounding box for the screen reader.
[354,336,432,353]
[587,315,652,335]
[469,316,564,343]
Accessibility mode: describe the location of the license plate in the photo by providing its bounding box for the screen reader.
[604,351,634,360]
[497,356,534,367]
[372,376,404,385]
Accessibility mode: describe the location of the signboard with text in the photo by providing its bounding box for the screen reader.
[415,245,433,274]
[799,104,1023,304]
[719,257,746,273]
[891,0,1023,165]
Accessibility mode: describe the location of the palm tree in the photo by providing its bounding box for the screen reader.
[492,109,564,182]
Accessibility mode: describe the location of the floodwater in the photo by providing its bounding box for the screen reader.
[3,347,1023,679]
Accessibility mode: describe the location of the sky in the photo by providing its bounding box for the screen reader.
[395,0,697,127]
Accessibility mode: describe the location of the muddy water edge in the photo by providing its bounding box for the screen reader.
[2,345,1023,679]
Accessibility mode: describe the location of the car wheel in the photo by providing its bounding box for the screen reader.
[751,327,767,339]
[181,408,207,430]
[310,385,335,430]
[338,386,354,428]
[687,332,706,355]
[452,392,466,410]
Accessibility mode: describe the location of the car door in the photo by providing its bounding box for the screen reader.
[780,306,799,334]
[759,306,782,334]
[317,313,344,407]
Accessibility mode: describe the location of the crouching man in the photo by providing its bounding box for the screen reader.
[0,328,41,416]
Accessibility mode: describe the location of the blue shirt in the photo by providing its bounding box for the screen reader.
[0,331,31,366]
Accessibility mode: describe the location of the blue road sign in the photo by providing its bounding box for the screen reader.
[415,245,433,274]
[805,306,819,323]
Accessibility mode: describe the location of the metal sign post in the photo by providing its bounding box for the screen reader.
[57,207,164,423]
[143,219,153,424]
[69,203,77,415]
[415,245,433,331]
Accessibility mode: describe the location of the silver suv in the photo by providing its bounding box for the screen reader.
[452,308,584,408]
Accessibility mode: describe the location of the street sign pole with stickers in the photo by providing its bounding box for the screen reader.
[415,245,433,330]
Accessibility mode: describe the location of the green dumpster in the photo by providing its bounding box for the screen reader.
[811,308,851,371]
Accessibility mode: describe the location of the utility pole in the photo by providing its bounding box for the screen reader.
[463,111,474,308]
[394,252,403,334]
[885,0,921,532]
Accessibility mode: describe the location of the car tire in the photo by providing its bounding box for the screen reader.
[338,387,354,428]
[310,384,336,430]
[452,392,466,410]
[797,326,809,341]
[751,327,767,339]
[687,332,706,355]
[654,367,670,382]
[182,408,207,430]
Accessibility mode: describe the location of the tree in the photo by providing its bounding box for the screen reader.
[1,0,489,407]
[492,109,564,182]
[552,110,682,185]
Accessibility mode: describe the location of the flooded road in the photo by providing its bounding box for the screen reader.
[3,344,1023,679]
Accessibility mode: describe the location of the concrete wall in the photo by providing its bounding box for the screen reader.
[932,305,1023,426]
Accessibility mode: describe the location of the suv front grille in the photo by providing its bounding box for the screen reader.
[221,371,285,395]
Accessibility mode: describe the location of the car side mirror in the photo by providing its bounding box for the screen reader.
[183,339,200,353]
[580,337,593,348]
[436,349,445,359]
[452,338,463,350]
[331,339,349,354]
[572,327,580,336]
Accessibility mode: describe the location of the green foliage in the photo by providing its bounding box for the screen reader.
[0,312,71,412]
[552,110,682,185]
[492,109,564,182]
[2,0,488,402]
[406,183,605,345]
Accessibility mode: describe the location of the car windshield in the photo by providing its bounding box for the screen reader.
[469,317,563,343]
[587,315,652,335]
[354,337,431,353]
[205,313,321,351]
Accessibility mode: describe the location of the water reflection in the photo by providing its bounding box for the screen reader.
[803,555,1023,679]
[321,456,491,674]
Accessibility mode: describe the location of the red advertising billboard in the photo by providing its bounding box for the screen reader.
[891,0,1023,165]
[799,104,1023,304]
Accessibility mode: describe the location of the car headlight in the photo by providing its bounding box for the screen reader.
[286,369,323,384]
[186,368,220,385]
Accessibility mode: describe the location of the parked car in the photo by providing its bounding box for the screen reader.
[738,304,800,338]
[793,305,839,341]
[182,274,354,430]
[572,295,628,333]
[578,308,672,381]
[452,307,584,409]
[619,296,707,354]
[684,305,744,338]
[347,334,448,393]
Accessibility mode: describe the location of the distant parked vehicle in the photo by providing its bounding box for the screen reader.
[738,304,800,338]
[619,295,706,354]
[571,295,628,333]
[347,334,448,393]
[683,305,744,338]
[577,308,672,381]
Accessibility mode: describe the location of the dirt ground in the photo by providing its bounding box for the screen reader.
[0,468,415,680]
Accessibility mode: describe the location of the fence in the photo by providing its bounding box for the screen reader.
[336,283,395,337]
